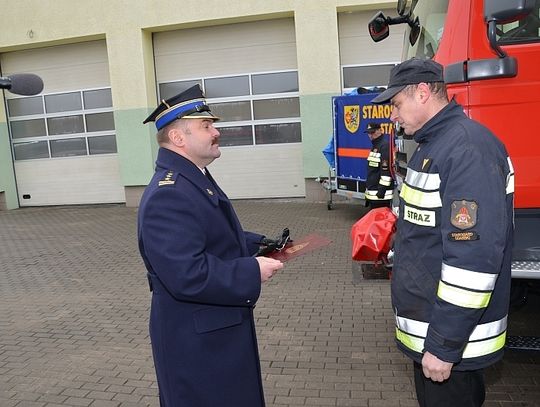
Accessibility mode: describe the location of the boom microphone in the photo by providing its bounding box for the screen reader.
[0,73,44,96]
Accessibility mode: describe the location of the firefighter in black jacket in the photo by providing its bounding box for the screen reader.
[364,122,394,208]
[372,58,514,407]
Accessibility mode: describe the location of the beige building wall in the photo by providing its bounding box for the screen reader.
[0,0,398,208]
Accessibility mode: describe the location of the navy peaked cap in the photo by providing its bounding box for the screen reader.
[143,84,219,130]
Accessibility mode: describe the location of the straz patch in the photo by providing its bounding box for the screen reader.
[448,231,479,241]
[403,205,435,227]
[450,200,477,230]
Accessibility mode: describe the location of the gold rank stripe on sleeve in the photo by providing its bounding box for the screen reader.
[395,314,507,359]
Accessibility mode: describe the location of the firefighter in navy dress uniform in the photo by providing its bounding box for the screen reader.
[364,122,394,208]
[372,58,514,406]
[138,84,283,407]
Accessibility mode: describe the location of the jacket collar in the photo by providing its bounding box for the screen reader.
[155,147,220,206]
[413,99,465,144]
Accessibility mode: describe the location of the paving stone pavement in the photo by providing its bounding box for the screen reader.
[1,200,539,407]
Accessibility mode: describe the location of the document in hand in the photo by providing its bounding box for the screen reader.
[266,233,332,262]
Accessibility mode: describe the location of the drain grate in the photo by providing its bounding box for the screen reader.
[506,335,540,351]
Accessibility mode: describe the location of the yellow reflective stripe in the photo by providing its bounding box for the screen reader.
[396,314,507,342]
[396,328,424,353]
[400,183,442,208]
[379,179,392,186]
[396,329,506,359]
[405,168,440,190]
[369,162,379,167]
[462,332,506,358]
[441,263,498,291]
[437,281,491,309]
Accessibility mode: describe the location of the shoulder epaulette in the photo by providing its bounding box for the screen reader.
[158,170,176,187]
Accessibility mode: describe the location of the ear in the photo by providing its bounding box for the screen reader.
[416,82,432,104]
[168,127,185,147]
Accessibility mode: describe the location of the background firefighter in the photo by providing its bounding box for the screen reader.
[364,122,394,208]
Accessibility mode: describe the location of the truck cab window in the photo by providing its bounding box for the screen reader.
[403,0,450,60]
[497,0,540,45]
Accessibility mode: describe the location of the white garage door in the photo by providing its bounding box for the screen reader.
[1,40,125,206]
[153,18,305,199]
[339,10,406,89]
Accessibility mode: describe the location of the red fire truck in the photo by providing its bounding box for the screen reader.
[368,0,540,286]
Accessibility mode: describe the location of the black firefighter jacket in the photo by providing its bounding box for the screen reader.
[392,100,514,370]
[365,134,394,203]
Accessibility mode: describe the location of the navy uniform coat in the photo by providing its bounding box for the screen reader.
[138,147,265,406]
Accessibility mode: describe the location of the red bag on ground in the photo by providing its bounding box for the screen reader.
[351,207,397,262]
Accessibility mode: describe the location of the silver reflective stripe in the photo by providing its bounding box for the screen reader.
[400,184,442,208]
[365,190,394,200]
[380,176,392,186]
[437,281,491,309]
[469,316,507,341]
[441,263,498,291]
[506,157,514,195]
[395,315,508,358]
[396,315,428,337]
[396,315,507,340]
[507,156,514,173]
[405,168,441,190]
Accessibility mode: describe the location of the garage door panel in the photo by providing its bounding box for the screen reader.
[15,155,125,206]
[208,145,305,199]
[2,40,123,206]
[154,18,302,199]
[1,41,110,93]
[155,19,297,80]
[156,44,298,80]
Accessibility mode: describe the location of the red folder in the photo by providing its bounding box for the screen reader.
[267,234,332,262]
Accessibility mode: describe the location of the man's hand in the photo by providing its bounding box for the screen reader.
[376,188,386,199]
[256,257,284,283]
[422,351,453,382]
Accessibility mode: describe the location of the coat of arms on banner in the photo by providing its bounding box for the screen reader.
[344,105,360,133]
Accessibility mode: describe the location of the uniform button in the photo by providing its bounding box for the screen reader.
[246,299,251,304]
